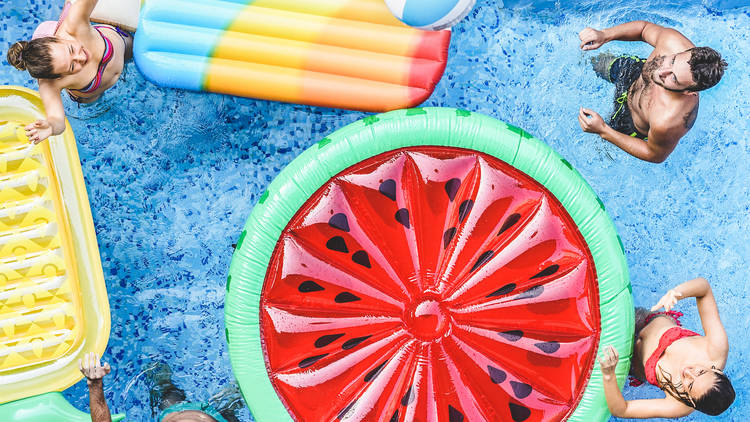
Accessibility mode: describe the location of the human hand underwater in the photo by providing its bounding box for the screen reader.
[651,289,683,312]
[79,352,111,385]
[579,27,606,50]
[25,119,53,144]
[599,345,619,377]
[578,108,607,134]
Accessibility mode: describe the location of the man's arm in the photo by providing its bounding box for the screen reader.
[80,352,113,422]
[599,124,677,163]
[88,379,113,422]
[577,108,677,163]
[580,21,693,51]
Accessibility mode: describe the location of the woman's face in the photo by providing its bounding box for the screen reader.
[47,38,89,77]
[681,364,721,402]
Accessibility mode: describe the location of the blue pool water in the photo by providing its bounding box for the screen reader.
[1,0,748,421]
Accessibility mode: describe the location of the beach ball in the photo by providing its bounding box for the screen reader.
[385,0,476,30]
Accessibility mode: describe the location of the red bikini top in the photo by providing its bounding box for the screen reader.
[645,326,700,386]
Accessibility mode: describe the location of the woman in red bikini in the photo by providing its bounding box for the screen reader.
[6,0,132,144]
[600,277,734,418]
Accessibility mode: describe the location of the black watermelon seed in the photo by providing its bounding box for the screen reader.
[510,381,532,399]
[395,208,410,228]
[448,405,464,422]
[487,283,516,298]
[445,178,461,201]
[299,353,328,368]
[352,250,371,268]
[337,400,356,420]
[342,335,372,350]
[488,365,507,384]
[401,386,415,406]
[364,361,388,382]
[470,250,494,272]
[335,292,361,303]
[498,213,521,235]
[328,213,350,232]
[498,330,523,342]
[326,236,349,253]
[458,200,474,223]
[531,264,560,279]
[298,280,324,293]
[314,333,345,348]
[443,227,457,249]
[509,403,531,422]
[534,341,560,354]
[517,285,544,300]
[379,179,397,201]
[389,410,399,422]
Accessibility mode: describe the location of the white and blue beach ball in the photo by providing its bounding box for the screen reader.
[385,0,476,30]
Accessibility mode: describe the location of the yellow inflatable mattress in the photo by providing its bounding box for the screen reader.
[0,86,113,419]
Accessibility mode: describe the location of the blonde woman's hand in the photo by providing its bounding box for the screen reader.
[79,352,111,385]
[25,119,53,144]
[599,345,619,377]
[651,289,683,312]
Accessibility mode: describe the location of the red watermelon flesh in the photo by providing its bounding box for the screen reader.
[260,147,600,422]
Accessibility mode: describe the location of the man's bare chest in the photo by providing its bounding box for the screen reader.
[628,77,654,118]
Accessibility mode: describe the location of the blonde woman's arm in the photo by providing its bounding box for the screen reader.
[26,79,66,144]
[62,0,101,35]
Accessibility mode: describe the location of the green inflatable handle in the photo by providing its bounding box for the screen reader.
[0,392,125,422]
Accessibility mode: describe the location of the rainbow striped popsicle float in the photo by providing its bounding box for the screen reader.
[134,0,451,112]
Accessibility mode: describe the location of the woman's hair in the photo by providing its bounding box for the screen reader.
[692,371,736,416]
[686,46,728,92]
[658,367,735,416]
[7,38,61,79]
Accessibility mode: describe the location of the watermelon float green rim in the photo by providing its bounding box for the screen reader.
[225,107,634,421]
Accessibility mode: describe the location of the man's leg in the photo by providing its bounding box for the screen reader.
[209,382,245,422]
[591,52,619,82]
[147,362,187,413]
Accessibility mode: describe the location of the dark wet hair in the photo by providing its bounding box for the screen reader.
[686,47,727,92]
[6,38,61,79]
[692,371,735,416]
[658,367,735,416]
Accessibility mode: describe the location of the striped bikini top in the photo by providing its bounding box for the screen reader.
[68,25,115,96]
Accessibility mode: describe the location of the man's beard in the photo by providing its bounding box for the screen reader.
[642,55,665,86]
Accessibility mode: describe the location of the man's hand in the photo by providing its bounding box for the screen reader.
[579,27,607,50]
[599,345,619,378]
[25,120,53,144]
[79,352,111,386]
[578,108,608,134]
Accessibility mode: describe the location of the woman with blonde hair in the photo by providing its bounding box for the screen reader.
[7,0,132,143]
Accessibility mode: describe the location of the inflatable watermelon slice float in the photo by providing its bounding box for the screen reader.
[226,108,634,422]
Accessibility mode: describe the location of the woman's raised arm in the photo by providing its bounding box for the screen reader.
[61,0,100,35]
[653,278,728,362]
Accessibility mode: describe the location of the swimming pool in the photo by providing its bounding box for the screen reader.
[1,0,747,421]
